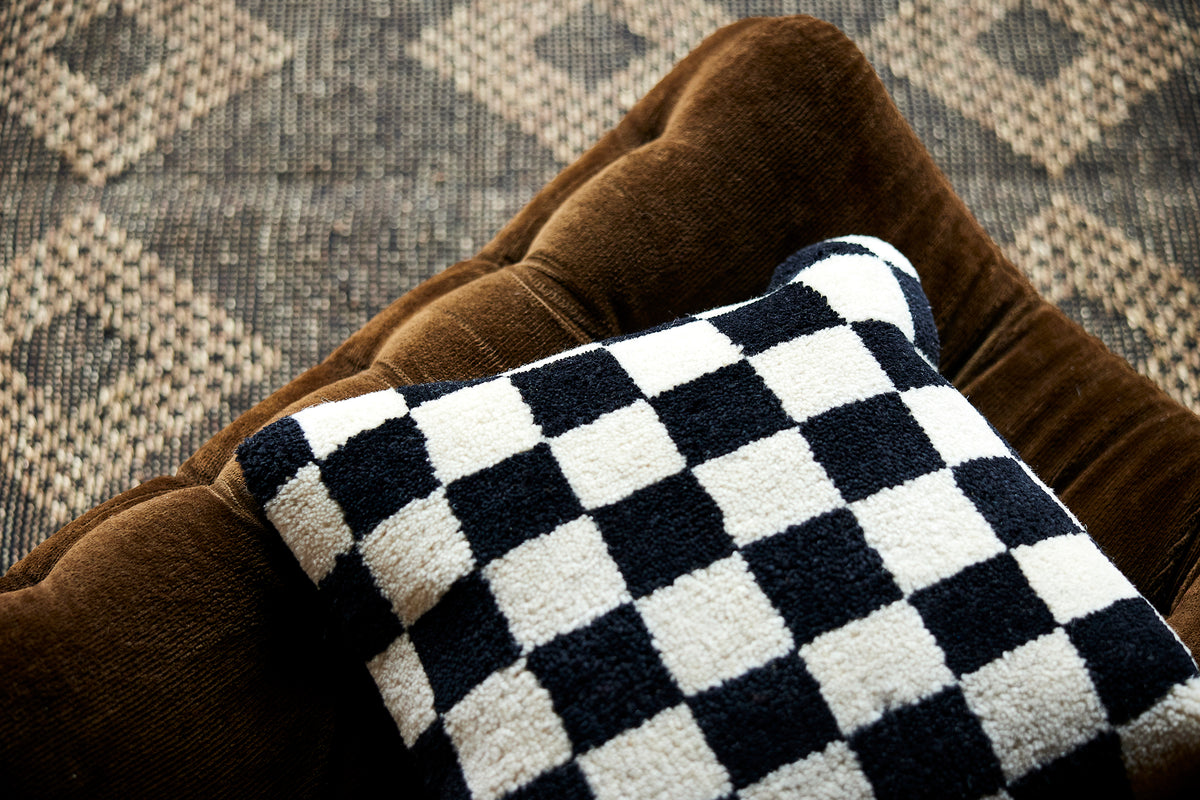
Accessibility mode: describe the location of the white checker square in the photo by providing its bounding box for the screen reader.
[578,704,731,800]
[740,740,874,800]
[961,630,1108,781]
[549,400,685,509]
[693,428,844,546]
[1012,534,1140,624]
[360,489,475,625]
[636,555,793,695]
[605,320,743,397]
[750,326,896,423]
[801,600,955,734]
[900,385,1012,467]
[1118,679,1200,793]
[851,469,1006,594]
[265,463,354,583]
[367,634,437,748]
[836,236,919,279]
[444,661,573,800]
[292,390,411,460]
[485,518,631,651]
[798,253,915,340]
[410,378,542,483]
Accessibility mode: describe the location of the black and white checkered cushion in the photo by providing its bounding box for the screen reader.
[239,237,1200,800]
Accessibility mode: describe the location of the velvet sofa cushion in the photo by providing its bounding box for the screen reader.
[239,238,1200,800]
[6,15,1200,798]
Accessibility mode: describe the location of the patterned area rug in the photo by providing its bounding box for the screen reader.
[2,0,1198,570]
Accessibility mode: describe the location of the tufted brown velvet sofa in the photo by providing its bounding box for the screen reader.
[3,15,1199,798]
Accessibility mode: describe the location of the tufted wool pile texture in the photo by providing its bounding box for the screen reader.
[239,239,1200,800]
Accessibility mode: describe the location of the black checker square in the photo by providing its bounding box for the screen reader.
[1066,597,1200,726]
[742,508,902,645]
[319,415,439,538]
[953,458,1077,547]
[408,573,521,714]
[590,471,734,598]
[526,604,683,753]
[503,762,594,800]
[649,361,793,466]
[510,348,643,438]
[800,393,945,502]
[318,547,405,661]
[891,268,940,364]
[851,320,942,391]
[400,378,474,409]
[851,687,1005,800]
[1009,731,1132,800]
[688,655,840,789]
[911,553,1057,677]
[707,281,844,355]
[411,719,472,800]
[236,416,314,504]
[446,442,585,564]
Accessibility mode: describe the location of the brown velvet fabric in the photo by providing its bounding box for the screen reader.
[3,15,1199,798]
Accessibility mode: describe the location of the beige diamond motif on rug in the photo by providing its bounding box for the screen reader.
[408,0,733,164]
[866,0,1200,177]
[0,0,292,185]
[0,204,280,554]
[1009,193,1200,413]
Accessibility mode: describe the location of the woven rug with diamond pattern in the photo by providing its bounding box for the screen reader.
[2,0,1198,571]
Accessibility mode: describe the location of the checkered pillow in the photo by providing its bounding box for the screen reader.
[238,237,1200,800]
